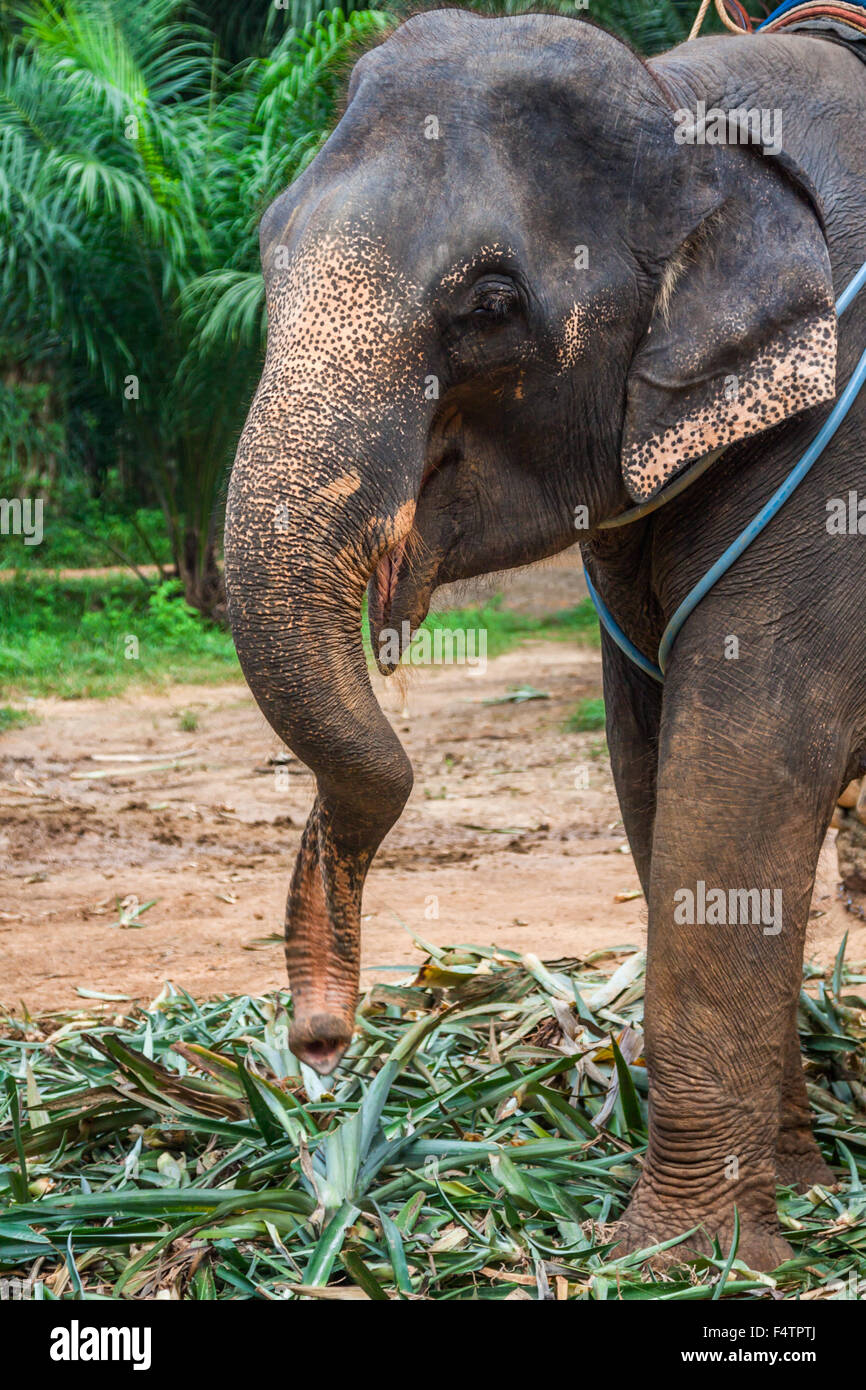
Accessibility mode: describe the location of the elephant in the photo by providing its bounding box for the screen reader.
[224,9,866,1271]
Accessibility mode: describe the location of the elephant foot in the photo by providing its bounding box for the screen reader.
[775,1134,835,1192]
[613,1185,793,1273]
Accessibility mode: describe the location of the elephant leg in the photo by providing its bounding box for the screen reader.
[616,672,846,1272]
[600,629,663,894]
[776,1010,835,1189]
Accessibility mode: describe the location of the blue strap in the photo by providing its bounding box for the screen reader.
[759,0,821,22]
[587,260,866,683]
[835,256,866,314]
[585,568,667,683]
[759,0,866,25]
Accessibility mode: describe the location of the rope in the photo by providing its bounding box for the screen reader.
[690,0,752,39]
[689,0,714,38]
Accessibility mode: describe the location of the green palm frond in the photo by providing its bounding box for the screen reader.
[181,268,266,348]
[0,0,719,610]
[181,7,392,356]
[251,8,392,202]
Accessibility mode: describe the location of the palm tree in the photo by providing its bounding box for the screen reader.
[1,0,716,613]
[1,0,387,610]
[2,0,216,599]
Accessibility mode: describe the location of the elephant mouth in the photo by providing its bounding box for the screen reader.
[368,532,425,676]
[371,538,407,635]
[368,452,458,674]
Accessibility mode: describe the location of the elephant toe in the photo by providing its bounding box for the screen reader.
[611,1196,793,1274]
[775,1148,836,1193]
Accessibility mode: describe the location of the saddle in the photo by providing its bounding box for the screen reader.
[723,1,866,64]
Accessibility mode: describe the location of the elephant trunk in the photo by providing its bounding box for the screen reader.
[225,388,415,1074]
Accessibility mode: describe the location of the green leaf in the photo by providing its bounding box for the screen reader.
[2,1073,29,1203]
[373,1201,414,1298]
[340,1250,389,1300]
[712,1207,740,1300]
[611,1037,645,1137]
[303,1200,359,1288]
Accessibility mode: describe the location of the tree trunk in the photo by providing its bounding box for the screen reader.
[178,527,226,624]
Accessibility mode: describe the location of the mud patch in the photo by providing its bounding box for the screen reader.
[1,624,862,1011]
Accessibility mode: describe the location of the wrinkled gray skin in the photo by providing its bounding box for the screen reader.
[225,11,866,1269]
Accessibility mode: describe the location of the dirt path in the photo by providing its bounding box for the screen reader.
[0,543,589,613]
[1,554,863,1012]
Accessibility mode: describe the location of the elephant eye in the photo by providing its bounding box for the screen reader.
[468,276,519,321]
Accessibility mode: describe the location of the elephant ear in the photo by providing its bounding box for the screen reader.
[620,151,837,504]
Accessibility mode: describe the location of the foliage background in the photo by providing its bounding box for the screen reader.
[0,0,727,610]
[3,4,864,1304]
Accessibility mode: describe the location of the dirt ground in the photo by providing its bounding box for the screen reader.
[2,551,864,1012]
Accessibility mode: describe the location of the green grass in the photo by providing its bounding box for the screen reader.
[0,577,239,698]
[0,579,600,700]
[0,941,863,1300]
[363,595,600,666]
[0,705,36,734]
[423,596,600,659]
[568,697,607,732]
[0,506,172,573]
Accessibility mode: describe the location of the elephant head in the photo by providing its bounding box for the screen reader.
[225,11,836,1072]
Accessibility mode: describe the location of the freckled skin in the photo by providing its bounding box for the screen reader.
[225,12,866,1269]
[624,313,836,500]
